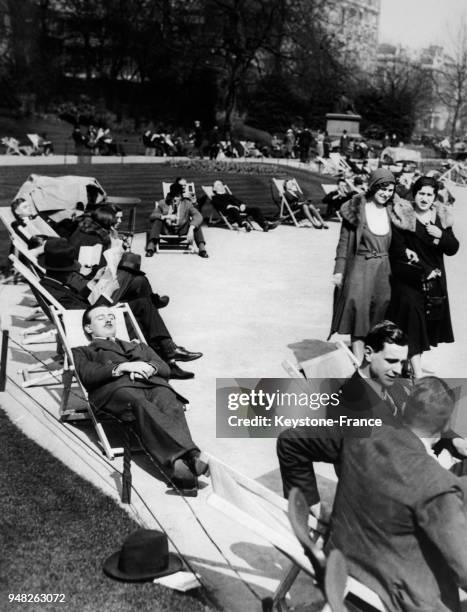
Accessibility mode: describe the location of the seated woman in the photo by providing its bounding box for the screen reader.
[283,179,328,228]
[211,180,278,232]
[69,205,121,269]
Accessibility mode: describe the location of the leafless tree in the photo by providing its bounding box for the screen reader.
[434,20,467,148]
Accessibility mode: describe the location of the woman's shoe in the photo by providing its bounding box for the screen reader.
[145,248,155,257]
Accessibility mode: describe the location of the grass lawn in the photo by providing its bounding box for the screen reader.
[0,409,212,612]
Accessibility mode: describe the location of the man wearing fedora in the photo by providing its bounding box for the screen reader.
[39,238,201,379]
[73,304,207,493]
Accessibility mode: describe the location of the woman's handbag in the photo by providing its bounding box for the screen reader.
[422,269,446,321]
[392,260,424,287]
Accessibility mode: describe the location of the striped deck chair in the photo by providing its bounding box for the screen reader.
[9,254,62,386]
[272,178,303,227]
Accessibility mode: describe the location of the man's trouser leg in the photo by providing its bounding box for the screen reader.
[114,270,153,302]
[104,386,199,470]
[246,206,266,228]
[147,219,166,249]
[177,221,206,249]
[277,426,342,506]
[128,297,176,359]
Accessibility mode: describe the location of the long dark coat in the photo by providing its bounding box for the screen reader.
[388,199,459,357]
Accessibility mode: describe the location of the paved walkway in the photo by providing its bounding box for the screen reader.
[1,182,467,610]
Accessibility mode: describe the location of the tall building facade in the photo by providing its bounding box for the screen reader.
[326,0,382,71]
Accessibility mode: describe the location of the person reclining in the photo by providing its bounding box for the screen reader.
[73,304,207,494]
[283,179,328,228]
[39,238,200,379]
[146,184,208,258]
[211,180,278,232]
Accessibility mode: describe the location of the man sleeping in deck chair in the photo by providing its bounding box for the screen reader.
[73,304,208,495]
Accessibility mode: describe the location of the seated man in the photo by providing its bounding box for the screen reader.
[146,184,208,258]
[73,305,207,493]
[326,377,467,611]
[39,238,200,379]
[278,320,466,506]
[321,178,353,218]
[283,179,328,229]
[277,321,411,506]
[211,180,278,232]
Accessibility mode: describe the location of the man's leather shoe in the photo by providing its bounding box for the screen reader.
[152,294,170,309]
[169,346,203,362]
[171,459,198,496]
[198,250,209,258]
[169,362,195,379]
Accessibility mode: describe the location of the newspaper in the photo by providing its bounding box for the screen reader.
[86,246,123,305]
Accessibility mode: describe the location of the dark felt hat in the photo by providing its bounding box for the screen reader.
[38,238,80,272]
[368,168,395,191]
[117,252,145,275]
[103,529,182,582]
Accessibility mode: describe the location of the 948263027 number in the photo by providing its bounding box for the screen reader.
[8,594,66,603]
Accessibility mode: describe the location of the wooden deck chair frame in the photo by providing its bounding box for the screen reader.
[1,136,28,155]
[0,207,22,283]
[50,302,144,426]
[26,133,42,155]
[206,454,385,611]
[316,156,338,175]
[9,254,63,386]
[282,340,359,381]
[288,487,348,612]
[329,153,352,176]
[272,178,302,227]
[10,236,45,276]
[9,236,47,321]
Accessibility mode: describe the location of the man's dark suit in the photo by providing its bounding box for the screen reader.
[327,423,467,612]
[72,339,197,468]
[277,372,408,505]
[211,193,268,229]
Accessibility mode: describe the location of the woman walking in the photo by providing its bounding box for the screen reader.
[388,176,459,378]
[329,168,396,363]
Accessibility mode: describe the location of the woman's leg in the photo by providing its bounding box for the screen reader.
[307,203,329,229]
[300,203,319,226]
